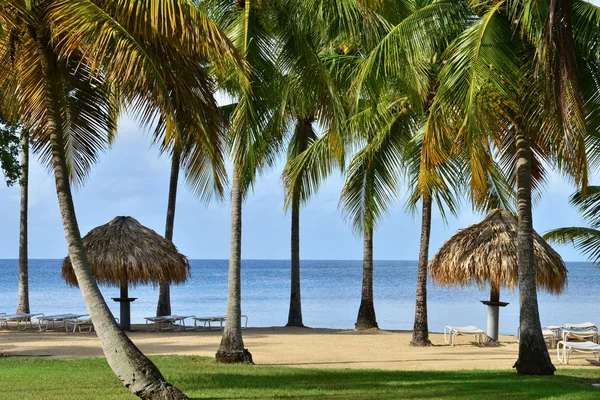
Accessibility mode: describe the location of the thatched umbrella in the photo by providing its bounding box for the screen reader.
[63,216,190,330]
[429,209,567,341]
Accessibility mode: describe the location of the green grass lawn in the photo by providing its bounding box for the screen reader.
[0,356,599,399]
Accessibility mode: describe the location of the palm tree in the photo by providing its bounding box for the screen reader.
[341,105,416,330]
[348,0,470,339]
[0,1,240,397]
[428,0,598,374]
[204,0,283,363]
[269,0,349,328]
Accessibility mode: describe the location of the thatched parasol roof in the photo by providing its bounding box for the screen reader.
[62,216,190,286]
[429,209,567,294]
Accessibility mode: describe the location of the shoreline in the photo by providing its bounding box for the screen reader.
[1,326,596,371]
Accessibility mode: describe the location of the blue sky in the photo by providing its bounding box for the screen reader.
[0,112,593,262]
[1,5,599,262]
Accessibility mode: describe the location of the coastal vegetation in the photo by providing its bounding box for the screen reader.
[2,0,600,398]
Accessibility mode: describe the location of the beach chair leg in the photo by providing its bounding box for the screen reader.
[557,343,562,363]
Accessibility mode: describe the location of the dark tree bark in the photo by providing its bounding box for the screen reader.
[157,149,181,317]
[512,129,555,375]
[355,224,378,330]
[286,119,311,327]
[37,28,187,399]
[216,167,253,363]
[410,195,432,346]
[16,131,30,314]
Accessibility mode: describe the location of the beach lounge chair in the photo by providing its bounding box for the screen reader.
[144,315,194,331]
[560,328,599,343]
[65,318,94,333]
[192,315,248,331]
[563,322,597,331]
[517,327,558,348]
[0,313,43,330]
[444,325,486,346]
[38,314,89,331]
[557,340,600,364]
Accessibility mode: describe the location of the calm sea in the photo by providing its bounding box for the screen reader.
[0,259,598,335]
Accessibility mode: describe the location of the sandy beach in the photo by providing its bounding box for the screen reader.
[1,326,596,371]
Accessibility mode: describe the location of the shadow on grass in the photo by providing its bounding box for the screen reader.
[0,355,599,399]
[154,357,600,400]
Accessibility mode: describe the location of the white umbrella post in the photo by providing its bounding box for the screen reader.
[480,284,509,342]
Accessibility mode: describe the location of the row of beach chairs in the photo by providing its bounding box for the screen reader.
[0,312,97,333]
[445,322,600,364]
[143,314,248,331]
[1,312,249,334]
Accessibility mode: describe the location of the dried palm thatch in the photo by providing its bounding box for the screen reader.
[429,209,567,294]
[62,216,190,287]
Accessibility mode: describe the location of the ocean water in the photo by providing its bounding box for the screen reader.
[0,259,598,335]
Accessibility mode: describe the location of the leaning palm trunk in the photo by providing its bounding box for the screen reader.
[355,224,378,330]
[512,129,555,375]
[216,167,253,363]
[37,31,187,399]
[410,195,432,346]
[157,150,181,317]
[16,131,30,314]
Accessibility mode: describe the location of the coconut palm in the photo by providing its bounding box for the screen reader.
[271,1,349,328]
[203,0,284,363]
[347,0,472,338]
[0,1,241,397]
[427,0,599,375]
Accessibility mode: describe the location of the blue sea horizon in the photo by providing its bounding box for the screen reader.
[1,259,598,335]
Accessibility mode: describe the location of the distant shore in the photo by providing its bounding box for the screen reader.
[1,327,595,370]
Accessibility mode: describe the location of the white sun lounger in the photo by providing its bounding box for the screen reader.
[561,328,599,343]
[192,315,248,331]
[38,314,89,331]
[0,313,43,330]
[65,318,94,334]
[144,315,194,331]
[557,340,600,364]
[563,322,597,331]
[444,325,486,346]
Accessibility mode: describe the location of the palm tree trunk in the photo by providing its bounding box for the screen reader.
[286,187,303,327]
[36,29,187,399]
[355,224,378,330]
[410,195,432,346]
[16,131,30,314]
[157,149,181,317]
[286,119,311,327]
[512,128,555,375]
[216,166,253,363]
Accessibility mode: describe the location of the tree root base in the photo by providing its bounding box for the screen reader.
[409,339,432,347]
[354,324,379,331]
[137,384,188,400]
[215,349,254,364]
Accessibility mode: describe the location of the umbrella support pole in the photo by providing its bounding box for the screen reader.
[112,282,137,331]
[481,286,509,342]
